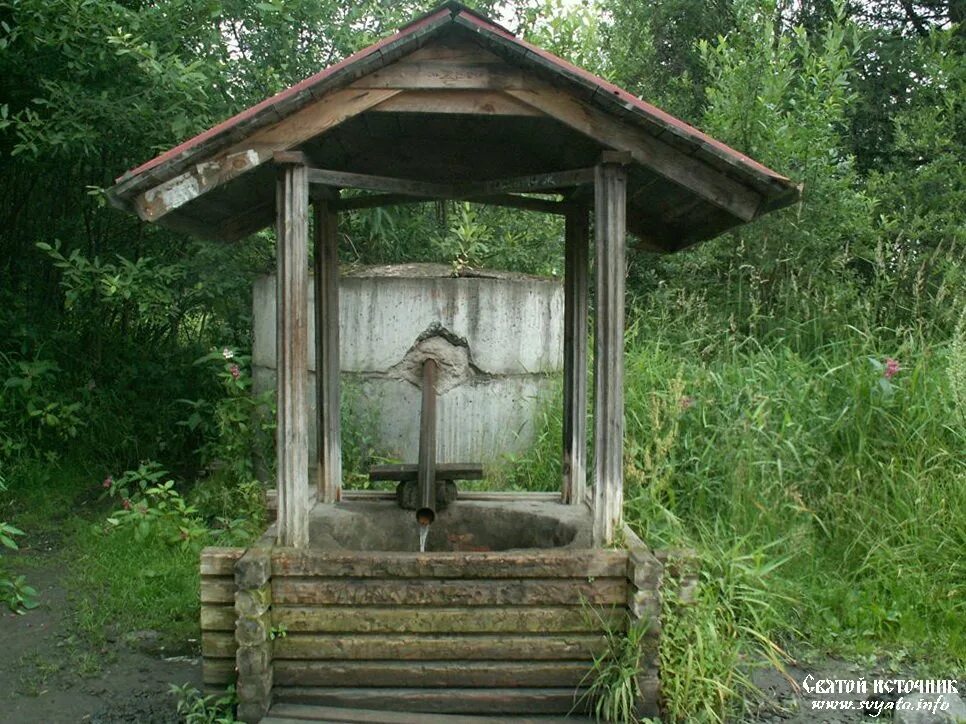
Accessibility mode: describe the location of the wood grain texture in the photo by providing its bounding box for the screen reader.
[372,89,541,116]
[200,577,235,604]
[201,605,236,631]
[592,161,627,546]
[271,686,591,714]
[200,547,244,576]
[272,605,625,634]
[506,83,761,221]
[312,196,342,503]
[562,209,589,505]
[276,161,311,548]
[271,549,628,579]
[133,89,399,222]
[273,633,607,661]
[273,660,592,688]
[271,577,627,606]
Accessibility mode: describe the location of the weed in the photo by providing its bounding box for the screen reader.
[170,683,238,723]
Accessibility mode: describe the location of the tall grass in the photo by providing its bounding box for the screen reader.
[510,294,965,721]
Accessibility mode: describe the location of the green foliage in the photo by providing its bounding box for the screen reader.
[170,683,238,724]
[582,615,654,724]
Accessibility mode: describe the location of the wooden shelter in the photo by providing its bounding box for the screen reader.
[108,3,798,720]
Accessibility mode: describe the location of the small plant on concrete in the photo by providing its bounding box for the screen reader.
[170,683,238,724]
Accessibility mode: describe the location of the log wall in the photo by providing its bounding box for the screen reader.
[200,545,672,720]
[268,548,629,716]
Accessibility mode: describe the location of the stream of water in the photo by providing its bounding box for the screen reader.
[419,524,430,553]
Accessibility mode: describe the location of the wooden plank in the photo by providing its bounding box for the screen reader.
[335,193,571,215]
[133,88,399,222]
[267,701,596,723]
[200,577,235,604]
[273,605,625,634]
[506,83,762,221]
[351,62,529,91]
[311,490,563,502]
[271,550,629,579]
[202,632,238,658]
[201,605,236,631]
[200,547,244,576]
[274,634,607,661]
[271,687,591,715]
[273,661,592,688]
[307,167,594,199]
[561,209,589,505]
[592,160,627,547]
[276,160,311,548]
[202,657,237,685]
[370,462,484,482]
[313,195,342,503]
[371,89,542,117]
[272,577,627,606]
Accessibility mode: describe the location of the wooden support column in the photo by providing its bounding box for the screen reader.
[592,154,628,546]
[275,155,310,548]
[313,192,342,503]
[562,208,589,505]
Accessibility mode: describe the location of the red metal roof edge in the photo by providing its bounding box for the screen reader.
[454,11,791,187]
[116,6,453,183]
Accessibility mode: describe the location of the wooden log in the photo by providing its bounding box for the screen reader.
[201,605,237,631]
[276,159,311,548]
[313,194,342,503]
[271,687,591,714]
[200,547,245,576]
[202,632,238,658]
[273,660,592,688]
[369,463,484,482]
[203,657,237,685]
[350,61,529,91]
[271,577,627,606]
[201,577,235,604]
[505,83,762,222]
[132,89,399,222]
[273,633,607,661]
[264,703,592,724]
[592,159,627,547]
[562,208,589,505]
[371,89,541,116]
[307,167,595,200]
[335,193,571,215]
[271,550,629,579]
[339,490,560,502]
[272,605,625,634]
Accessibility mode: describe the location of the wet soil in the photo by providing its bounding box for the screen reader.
[0,552,201,724]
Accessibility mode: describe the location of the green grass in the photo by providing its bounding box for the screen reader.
[0,456,211,652]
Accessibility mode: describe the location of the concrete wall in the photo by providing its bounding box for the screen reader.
[252,264,563,466]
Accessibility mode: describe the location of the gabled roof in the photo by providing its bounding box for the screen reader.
[107,1,800,252]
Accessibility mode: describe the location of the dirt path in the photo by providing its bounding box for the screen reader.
[0,554,202,724]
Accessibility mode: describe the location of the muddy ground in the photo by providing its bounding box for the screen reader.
[0,550,201,724]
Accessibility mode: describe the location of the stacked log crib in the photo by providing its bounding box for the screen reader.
[199,542,667,721]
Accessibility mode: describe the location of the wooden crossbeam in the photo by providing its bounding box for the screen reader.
[308,166,595,200]
[334,192,574,215]
[369,463,485,482]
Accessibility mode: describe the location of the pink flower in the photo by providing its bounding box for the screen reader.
[102,476,113,489]
[122,498,132,511]
[229,364,241,380]
[679,395,696,410]
[884,358,901,380]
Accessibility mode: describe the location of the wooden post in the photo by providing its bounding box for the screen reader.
[275,155,310,548]
[592,154,627,546]
[313,192,342,503]
[562,209,589,505]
